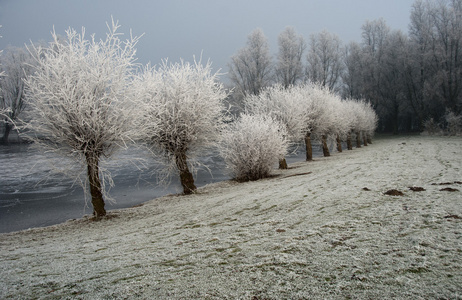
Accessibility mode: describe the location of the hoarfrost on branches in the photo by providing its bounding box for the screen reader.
[228,28,273,97]
[275,27,306,88]
[0,46,35,144]
[244,84,308,168]
[134,59,228,194]
[219,113,288,182]
[23,19,141,217]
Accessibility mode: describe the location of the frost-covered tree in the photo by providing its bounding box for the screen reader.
[228,28,273,97]
[348,100,378,147]
[219,113,288,182]
[295,83,335,160]
[24,20,141,218]
[326,97,354,154]
[245,84,307,169]
[342,41,363,99]
[135,59,227,194]
[275,27,306,88]
[306,30,343,92]
[0,46,35,144]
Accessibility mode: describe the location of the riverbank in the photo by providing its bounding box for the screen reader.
[1,135,461,299]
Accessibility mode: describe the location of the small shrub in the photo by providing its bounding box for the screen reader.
[423,118,441,135]
[445,111,462,136]
[219,113,288,182]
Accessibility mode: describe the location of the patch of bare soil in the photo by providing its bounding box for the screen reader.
[440,187,459,192]
[409,186,426,192]
[444,214,461,219]
[384,189,404,196]
[432,181,462,185]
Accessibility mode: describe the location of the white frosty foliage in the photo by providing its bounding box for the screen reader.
[293,82,335,139]
[219,113,288,181]
[245,84,307,144]
[347,99,378,137]
[23,19,141,203]
[134,59,228,182]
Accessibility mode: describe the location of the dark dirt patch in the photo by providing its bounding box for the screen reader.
[409,186,426,192]
[362,187,371,191]
[384,189,404,196]
[432,181,462,185]
[440,187,459,192]
[444,214,461,219]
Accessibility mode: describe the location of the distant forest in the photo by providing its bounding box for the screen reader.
[227,0,462,134]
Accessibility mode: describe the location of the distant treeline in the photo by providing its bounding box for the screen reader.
[227,0,462,134]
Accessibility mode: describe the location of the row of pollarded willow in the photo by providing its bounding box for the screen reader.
[244,83,378,169]
[22,20,377,219]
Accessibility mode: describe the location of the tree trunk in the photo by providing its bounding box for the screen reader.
[367,134,372,144]
[279,157,288,169]
[85,152,106,218]
[363,132,368,146]
[321,135,330,157]
[336,134,342,153]
[1,122,12,145]
[347,132,353,150]
[355,131,362,148]
[305,132,313,161]
[175,151,196,195]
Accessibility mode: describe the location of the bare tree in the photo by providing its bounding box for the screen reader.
[306,30,344,92]
[228,28,273,97]
[405,0,435,129]
[135,59,228,194]
[0,46,35,144]
[427,0,462,115]
[24,20,141,218]
[342,41,363,99]
[275,27,306,88]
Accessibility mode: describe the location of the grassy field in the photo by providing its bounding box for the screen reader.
[1,135,461,299]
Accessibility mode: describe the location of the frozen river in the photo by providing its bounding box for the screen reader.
[0,143,321,233]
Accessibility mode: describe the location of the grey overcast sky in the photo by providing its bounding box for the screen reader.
[0,0,416,78]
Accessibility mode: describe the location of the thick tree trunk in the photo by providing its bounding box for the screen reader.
[85,152,106,218]
[175,151,196,195]
[336,134,342,153]
[347,132,353,150]
[1,122,12,145]
[305,132,313,161]
[355,131,362,148]
[279,158,288,169]
[321,135,330,157]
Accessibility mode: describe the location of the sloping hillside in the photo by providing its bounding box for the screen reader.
[1,135,461,299]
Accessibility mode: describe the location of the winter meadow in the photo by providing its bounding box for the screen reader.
[1,0,461,298]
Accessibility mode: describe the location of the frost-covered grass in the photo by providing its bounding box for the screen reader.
[0,135,461,299]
